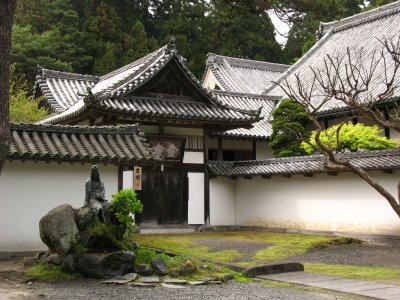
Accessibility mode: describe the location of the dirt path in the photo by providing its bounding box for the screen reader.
[0,260,34,300]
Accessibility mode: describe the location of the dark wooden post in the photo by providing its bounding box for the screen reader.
[217,137,223,161]
[203,131,210,226]
[252,140,257,160]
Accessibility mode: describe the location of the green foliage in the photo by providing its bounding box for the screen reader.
[9,64,48,122]
[302,122,398,154]
[270,99,311,157]
[110,188,143,232]
[134,248,158,265]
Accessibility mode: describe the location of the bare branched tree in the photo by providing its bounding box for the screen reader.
[276,36,400,218]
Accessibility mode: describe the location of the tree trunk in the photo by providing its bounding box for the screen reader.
[0,0,17,175]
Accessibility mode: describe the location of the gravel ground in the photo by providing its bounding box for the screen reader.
[195,237,400,268]
[16,279,369,300]
[275,243,400,268]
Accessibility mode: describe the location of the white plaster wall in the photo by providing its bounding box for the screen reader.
[183,151,204,164]
[210,177,236,225]
[256,141,273,159]
[188,173,204,224]
[234,171,400,235]
[165,127,203,136]
[0,161,118,251]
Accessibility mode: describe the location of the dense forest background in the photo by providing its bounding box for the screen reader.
[11,0,396,85]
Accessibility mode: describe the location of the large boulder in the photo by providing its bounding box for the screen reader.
[77,251,136,279]
[39,204,80,255]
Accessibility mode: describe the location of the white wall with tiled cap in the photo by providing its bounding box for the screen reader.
[210,170,400,235]
[0,161,118,252]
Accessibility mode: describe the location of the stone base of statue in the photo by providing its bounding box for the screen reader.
[38,203,135,278]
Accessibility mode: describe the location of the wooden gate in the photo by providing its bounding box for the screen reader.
[136,167,188,225]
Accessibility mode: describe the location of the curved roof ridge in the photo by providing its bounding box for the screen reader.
[211,89,281,100]
[206,53,290,72]
[37,66,99,82]
[319,1,400,36]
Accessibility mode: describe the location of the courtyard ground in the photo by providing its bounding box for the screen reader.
[1,231,400,299]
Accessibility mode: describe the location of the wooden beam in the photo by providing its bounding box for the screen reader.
[243,175,253,180]
[303,173,313,177]
[262,175,271,179]
[203,131,210,227]
[382,169,393,174]
[327,171,337,176]
[282,174,291,178]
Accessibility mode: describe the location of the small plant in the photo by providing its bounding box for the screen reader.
[110,188,143,235]
[26,265,79,282]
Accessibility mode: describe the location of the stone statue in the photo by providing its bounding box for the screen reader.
[85,165,111,225]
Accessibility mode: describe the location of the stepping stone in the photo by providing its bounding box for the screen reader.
[188,281,207,286]
[161,283,185,289]
[163,278,187,285]
[102,273,138,284]
[139,276,160,284]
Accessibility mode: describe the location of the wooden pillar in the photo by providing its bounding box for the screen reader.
[203,131,210,226]
[217,137,223,161]
[252,140,257,160]
[117,165,123,191]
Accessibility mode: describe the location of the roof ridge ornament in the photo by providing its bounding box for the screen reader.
[166,37,177,54]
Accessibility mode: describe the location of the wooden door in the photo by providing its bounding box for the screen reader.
[136,167,187,225]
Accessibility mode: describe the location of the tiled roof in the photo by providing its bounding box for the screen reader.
[210,91,280,139]
[266,1,400,115]
[35,68,99,112]
[8,123,156,165]
[38,44,262,126]
[208,149,400,177]
[205,53,289,94]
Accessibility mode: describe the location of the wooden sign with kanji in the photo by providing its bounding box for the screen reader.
[133,166,142,190]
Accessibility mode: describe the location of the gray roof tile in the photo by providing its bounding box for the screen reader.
[266,2,400,115]
[208,149,400,177]
[205,53,289,94]
[210,90,280,139]
[8,123,156,165]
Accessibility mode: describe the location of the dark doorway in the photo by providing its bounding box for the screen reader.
[136,167,188,225]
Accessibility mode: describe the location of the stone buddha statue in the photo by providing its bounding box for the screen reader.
[85,165,111,225]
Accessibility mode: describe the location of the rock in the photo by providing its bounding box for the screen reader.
[243,262,304,277]
[163,278,187,285]
[22,257,37,267]
[61,254,76,273]
[135,264,153,276]
[161,283,184,289]
[179,261,196,276]
[77,251,136,279]
[187,281,206,286]
[74,207,95,230]
[139,276,160,284]
[151,257,168,276]
[118,272,137,282]
[169,268,180,277]
[221,274,234,282]
[39,204,80,255]
[44,253,63,265]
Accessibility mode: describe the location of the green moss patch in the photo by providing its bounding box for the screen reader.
[26,265,79,282]
[135,231,355,266]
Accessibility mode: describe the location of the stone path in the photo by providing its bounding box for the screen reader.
[259,272,400,300]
